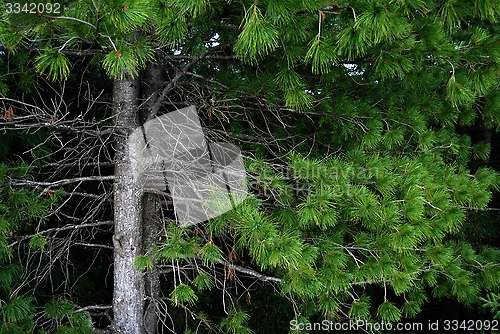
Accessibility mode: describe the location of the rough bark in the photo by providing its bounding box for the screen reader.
[142,194,162,334]
[112,76,144,334]
[141,62,163,334]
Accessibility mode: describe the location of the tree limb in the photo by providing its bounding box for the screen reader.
[8,221,114,247]
[149,48,215,120]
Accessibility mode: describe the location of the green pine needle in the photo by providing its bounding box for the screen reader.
[35,50,71,81]
[377,301,402,322]
[305,34,336,74]
[234,5,279,64]
[102,48,139,79]
[134,254,154,272]
[170,283,198,307]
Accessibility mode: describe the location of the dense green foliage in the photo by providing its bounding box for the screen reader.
[0,0,499,332]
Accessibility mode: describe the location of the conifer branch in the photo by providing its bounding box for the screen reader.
[226,262,283,283]
[51,16,97,30]
[58,36,81,53]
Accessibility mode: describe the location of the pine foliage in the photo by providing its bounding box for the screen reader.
[234,4,279,64]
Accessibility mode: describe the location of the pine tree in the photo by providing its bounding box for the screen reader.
[0,0,499,332]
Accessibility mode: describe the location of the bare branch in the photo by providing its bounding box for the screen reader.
[76,305,112,312]
[228,261,282,283]
[10,175,115,193]
[8,221,114,247]
[149,48,216,120]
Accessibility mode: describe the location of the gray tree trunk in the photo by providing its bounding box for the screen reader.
[112,76,144,334]
[141,62,163,334]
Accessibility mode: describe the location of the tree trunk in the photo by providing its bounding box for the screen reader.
[112,76,144,334]
[141,62,163,334]
[142,194,162,334]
